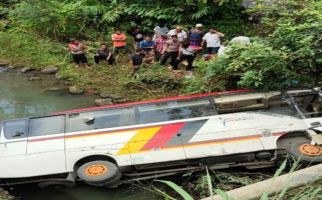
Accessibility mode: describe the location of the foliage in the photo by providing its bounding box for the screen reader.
[185,0,322,93]
[125,65,183,91]
[7,0,250,41]
[0,31,66,68]
[155,180,194,200]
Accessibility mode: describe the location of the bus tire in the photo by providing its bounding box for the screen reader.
[76,160,121,185]
[286,140,322,163]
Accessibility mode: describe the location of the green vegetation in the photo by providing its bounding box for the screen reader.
[186,0,322,92]
[0,0,254,101]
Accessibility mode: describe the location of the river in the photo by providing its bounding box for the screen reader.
[0,67,162,200]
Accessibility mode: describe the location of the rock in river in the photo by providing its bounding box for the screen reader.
[29,76,41,81]
[95,98,114,106]
[0,60,9,66]
[41,66,59,74]
[20,67,33,73]
[69,86,84,94]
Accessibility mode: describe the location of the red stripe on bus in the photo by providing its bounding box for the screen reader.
[53,89,250,115]
[27,122,179,143]
[141,122,186,150]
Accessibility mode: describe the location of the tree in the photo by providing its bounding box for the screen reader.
[187,0,322,92]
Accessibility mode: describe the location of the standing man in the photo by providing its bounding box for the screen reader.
[68,39,90,68]
[112,29,127,54]
[188,24,204,47]
[94,43,114,65]
[160,35,180,70]
[201,29,225,55]
[168,26,187,42]
[153,21,169,41]
[155,34,168,61]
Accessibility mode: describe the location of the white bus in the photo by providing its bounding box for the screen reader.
[1,89,322,187]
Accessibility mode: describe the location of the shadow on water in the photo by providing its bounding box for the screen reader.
[8,183,161,200]
[0,67,161,200]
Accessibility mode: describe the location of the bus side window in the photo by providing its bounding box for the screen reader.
[3,119,28,139]
[29,115,65,137]
[66,108,126,132]
[137,98,215,124]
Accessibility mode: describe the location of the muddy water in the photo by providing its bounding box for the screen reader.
[0,67,161,200]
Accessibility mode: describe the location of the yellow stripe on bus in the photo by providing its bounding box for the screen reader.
[117,127,161,155]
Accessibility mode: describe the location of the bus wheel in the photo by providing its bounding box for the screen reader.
[76,160,121,186]
[286,139,322,163]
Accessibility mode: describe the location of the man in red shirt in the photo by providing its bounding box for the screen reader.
[111,29,127,54]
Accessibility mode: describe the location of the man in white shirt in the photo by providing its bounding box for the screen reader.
[201,29,225,54]
[168,26,187,42]
[153,22,169,41]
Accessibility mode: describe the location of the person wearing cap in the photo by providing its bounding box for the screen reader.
[201,28,225,55]
[167,26,187,42]
[188,23,204,47]
[68,39,90,68]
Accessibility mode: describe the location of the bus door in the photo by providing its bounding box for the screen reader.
[0,119,28,178]
[26,115,66,176]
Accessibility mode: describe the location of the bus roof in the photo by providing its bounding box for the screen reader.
[54,89,250,115]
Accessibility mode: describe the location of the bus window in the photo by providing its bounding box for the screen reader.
[66,108,127,132]
[3,119,28,139]
[291,93,322,118]
[214,93,267,114]
[29,115,65,137]
[137,98,215,124]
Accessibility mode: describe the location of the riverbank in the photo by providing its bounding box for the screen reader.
[0,31,186,105]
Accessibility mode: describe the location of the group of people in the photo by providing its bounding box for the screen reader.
[68,22,228,76]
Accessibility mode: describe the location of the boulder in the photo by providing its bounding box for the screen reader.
[99,92,111,98]
[47,87,65,91]
[94,98,114,106]
[69,86,84,94]
[64,81,72,86]
[110,94,123,100]
[113,98,128,104]
[20,67,32,73]
[41,66,59,74]
[29,76,41,81]
[8,65,15,69]
[55,73,63,80]
[0,60,9,66]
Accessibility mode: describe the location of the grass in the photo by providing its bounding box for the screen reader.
[0,31,184,102]
[151,159,322,200]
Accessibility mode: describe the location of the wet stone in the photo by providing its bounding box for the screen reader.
[41,66,58,74]
[20,67,32,73]
[110,95,123,100]
[55,73,63,80]
[0,60,9,66]
[29,76,41,81]
[113,98,128,104]
[69,86,84,94]
[99,92,111,98]
[95,98,114,106]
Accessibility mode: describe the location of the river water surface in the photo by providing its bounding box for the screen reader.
[0,67,161,200]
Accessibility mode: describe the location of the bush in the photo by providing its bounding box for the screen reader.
[0,31,66,68]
